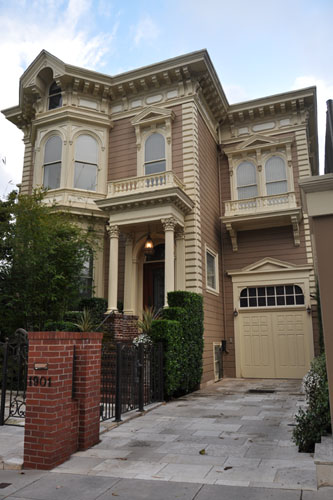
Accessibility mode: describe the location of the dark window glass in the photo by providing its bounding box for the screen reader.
[249,288,256,297]
[294,285,303,294]
[267,287,274,296]
[286,285,293,295]
[240,288,248,298]
[296,295,305,305]
[49,81,62,110]
[277,296,285,306]
[249,297,257,307]
[286,295,295,305]
[258,297,266,306]
[258,287,265,296]
[276,286,284,295]
[267,296,276,306]
[240,298,248,308]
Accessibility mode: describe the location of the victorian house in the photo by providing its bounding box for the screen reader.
[2,50,319,385]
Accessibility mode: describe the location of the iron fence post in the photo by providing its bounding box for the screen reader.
[159,343,164,401]
[115,343,122,422]
[0,340,9,426]
[138,344,144,412]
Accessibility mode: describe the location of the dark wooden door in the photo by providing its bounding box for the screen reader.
[143,262,164,310]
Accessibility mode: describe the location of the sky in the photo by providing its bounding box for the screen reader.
[0,0,332,199]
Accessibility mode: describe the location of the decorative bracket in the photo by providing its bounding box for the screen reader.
[291,215,300,247]
[226,223,238,252]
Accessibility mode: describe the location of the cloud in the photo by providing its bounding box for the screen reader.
[293,76,333,174]
[133,16,160,46]
[0,1,118,198]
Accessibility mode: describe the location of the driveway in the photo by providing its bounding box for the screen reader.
[52,378,317,491]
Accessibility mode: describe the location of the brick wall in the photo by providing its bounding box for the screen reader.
[24,331,103,470]
[102,313,139,343]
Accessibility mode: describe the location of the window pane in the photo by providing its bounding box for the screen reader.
[238,185,258,200]
[258,287,265,296]
[206,252,216,289]
[277,296,285,306]
[44,136,62,164]
[276,286,284,295]
[267,296,276,306]
[240,288,248,298]
[267,287,274,296]
[145,160,166,175]
[258,297,266,306]
[145,133,165,162]
[294,285,303,294]
[76,135,98,164]
[43,163,61,189]
[237,161,256,187]
[296,295,305,305]
[286,295,295,305]
[240,298,248,308]
[249,288,256,296]
[265,156,287,182]
[286,285,293,294]
[249,297,257,307]
[48,82,62,110]
[74,163,97,190]
[266,180,288,195]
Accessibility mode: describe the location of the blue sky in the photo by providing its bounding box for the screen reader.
[0,0,332,198]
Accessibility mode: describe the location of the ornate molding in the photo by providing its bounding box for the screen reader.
[107,224,120,238]
[175,227,185,240]
[226,223,238,252]
[291,215,300,247]
[161,217,177,231]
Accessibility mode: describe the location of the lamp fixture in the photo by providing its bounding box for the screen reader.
[306,305,312,314]
[144,233,154,256]
[233,309,238,317]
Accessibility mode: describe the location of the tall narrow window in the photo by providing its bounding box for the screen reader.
[237,161,258,199]
[265,156,287,195]
[144,133,166,175]
[48,81,62,110]
[43,136,62,189]
[74,135,98,191]
[206,249,218,293]
[80,251,93,298]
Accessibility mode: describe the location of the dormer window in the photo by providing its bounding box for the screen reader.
[265,156,287,195]
[144,133,166,175]
[74,135,98,191]
[48,81,62,110]
[237,161,258,200]
[43,135,62,189]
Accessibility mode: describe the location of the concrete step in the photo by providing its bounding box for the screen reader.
[314,435,333,487]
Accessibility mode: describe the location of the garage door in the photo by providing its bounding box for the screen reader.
[238,285,311,379]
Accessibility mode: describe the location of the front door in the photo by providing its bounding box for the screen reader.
[143,262,165,311]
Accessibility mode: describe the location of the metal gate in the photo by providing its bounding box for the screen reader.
[0,329,28,426]
[100,342,163,422]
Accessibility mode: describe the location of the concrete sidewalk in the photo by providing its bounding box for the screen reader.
[1,378,333,499]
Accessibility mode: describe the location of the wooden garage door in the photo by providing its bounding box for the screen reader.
[240,310,309,379]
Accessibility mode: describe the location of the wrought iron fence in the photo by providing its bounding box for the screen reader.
[0,329,28,426]
[100,342,163,422]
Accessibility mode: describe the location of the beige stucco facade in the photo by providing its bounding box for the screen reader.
[2,49,319,385]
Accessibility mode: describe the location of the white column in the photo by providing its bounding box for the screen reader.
[175,227,185,290]
[106,224,120,313]
[162,217,176,307]
[123,234,134,315]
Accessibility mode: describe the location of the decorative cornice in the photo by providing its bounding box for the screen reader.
[161,217,177,231]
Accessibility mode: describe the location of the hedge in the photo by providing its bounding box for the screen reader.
[42,320,78,332]
[151,291,204,397]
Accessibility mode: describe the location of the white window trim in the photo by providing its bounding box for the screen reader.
[205,245,219,295]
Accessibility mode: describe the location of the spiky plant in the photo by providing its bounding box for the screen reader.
[74,308,95,332]
[137,306,161,335]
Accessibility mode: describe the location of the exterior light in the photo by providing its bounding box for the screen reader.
[307,305,312,314]
[144,234,154,256]
[233,309,238,317]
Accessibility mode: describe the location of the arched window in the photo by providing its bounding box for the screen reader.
[144,133,166,175]
[240,285,305,308]
[43,136,62,189]
[265,156,287,195]
[48,81,62,110]
[74,135,98,191]
[236,161,258,200]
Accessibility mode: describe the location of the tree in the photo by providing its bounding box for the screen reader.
[0,190,92,338]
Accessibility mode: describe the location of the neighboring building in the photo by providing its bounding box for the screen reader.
[2,50,319,385]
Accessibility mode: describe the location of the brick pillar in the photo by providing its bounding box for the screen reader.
[24,331,103,470]
[102,313,139,343]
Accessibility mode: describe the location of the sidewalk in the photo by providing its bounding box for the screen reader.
[1,378,332,499]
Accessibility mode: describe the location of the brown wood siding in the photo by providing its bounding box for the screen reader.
[198,111,224,385]
[171,105,183,180]
[108,118,137,181]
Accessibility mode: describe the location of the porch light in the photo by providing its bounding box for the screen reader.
[144,234,154,256]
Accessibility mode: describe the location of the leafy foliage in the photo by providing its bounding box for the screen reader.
[43,320,78,332]
[74,308,96,332]
[0,190,92,338]
[150,291,204,398]
[137,306,161,335]
[292,354,331,452]
[78,297,107,326]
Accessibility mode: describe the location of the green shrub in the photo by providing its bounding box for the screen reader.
[292,354,331,452]
[151,291,204,398]
[150,319,184,397]
[166,291,204,392]
[78,297,107,324]
[43,320,78,332]
[64,311,81,323]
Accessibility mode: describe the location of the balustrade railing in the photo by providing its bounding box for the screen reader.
[108,171,184,197]
[224,192,297,217]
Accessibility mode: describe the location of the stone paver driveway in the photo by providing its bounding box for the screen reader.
[53,378,316,491]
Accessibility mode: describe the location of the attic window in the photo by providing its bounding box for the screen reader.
[48,81,62,110]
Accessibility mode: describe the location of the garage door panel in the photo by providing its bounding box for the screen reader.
[240,315,275,378]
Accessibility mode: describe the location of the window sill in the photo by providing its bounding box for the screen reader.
[206,286,219,296]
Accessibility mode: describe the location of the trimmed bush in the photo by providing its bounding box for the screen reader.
[150,319,184,396]
[63,311,81,323]
[292,354,331,452]
[151,291,204,398]
[43,320,78,332]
